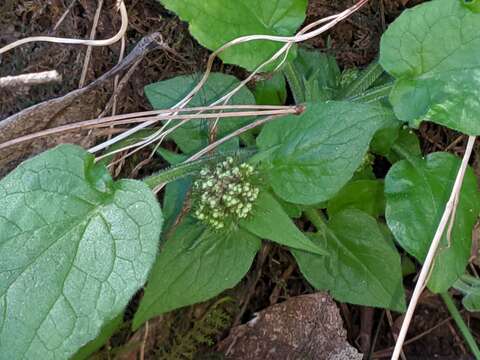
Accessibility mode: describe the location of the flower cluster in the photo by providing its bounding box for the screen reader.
[192,157,259,230]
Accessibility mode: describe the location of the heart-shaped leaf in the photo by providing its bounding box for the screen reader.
[256,101,395,204]
[159,0,307,70]
[385,152,480,292]
[380,0,480,134]
[0,145,162,359]
[293,209,405,312]
[133,218,260,329]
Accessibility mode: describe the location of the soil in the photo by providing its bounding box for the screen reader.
[1,0,480,359]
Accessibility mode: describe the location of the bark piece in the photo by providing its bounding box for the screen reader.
[218,293,362,360]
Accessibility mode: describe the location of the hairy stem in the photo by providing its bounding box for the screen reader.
[142,149,256,189]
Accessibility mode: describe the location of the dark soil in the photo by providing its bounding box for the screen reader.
[1,0,480,359]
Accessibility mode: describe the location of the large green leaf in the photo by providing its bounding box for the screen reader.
[385,152,480,293]
[239,191,326,255]
[293,209,405,311]
[379,0,480,134]
[327,180,385,218]
[133,218,260,329]
[145,73,254,153]
[0,145,162,359]
[160,0,307,71]
[256,101,394,204]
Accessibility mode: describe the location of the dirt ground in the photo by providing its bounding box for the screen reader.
[1,0,479,359]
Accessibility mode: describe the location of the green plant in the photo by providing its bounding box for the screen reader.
[2,0,480,358]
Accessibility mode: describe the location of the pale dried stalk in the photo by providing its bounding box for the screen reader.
[89,0,369,154]
[0,70,62,88]
[0,0,127,55]
[0,106,297,150]
[96,107,298,163]
[391,135,477,360]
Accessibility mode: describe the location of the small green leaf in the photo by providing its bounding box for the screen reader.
[379,0,480,134]
[385,152,480,292]
[370,124,400,157]
[454,275,480,311]
[163,178,192,233]
[156,148,191,233]
[283,48,340,103]
[159,0,307,71]
[386,127,421,164]
[256,101,394,204]
[253,73,287,106]
[293,209,405,311]
[145,73,254,153]
[0,145,162,359]
[239,191,326,255]
[156,148,188,165]
[327,180,385,218]
[462,0,480,13]
[133,218,260,329]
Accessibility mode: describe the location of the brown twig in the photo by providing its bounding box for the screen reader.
[79,0,104,88]
[386,310,406,360]
[233,243,271,327]
[373,315,456,358]
[269,264,295,305]
[358,307,375,355]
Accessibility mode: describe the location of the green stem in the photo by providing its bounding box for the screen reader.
[142,148,256,189]
[304,208,329,236]
[441,292,480,359]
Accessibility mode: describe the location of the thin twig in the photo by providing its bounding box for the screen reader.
[139,320,149,360]
[392,135,477,360]
[0,106,296,150]
[385,311,406,360]
[79,0,104,88]
[53,0,79,31]
[373,314,455,358]
[0,70,62,88]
